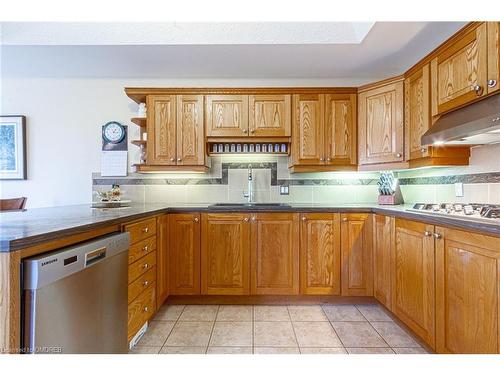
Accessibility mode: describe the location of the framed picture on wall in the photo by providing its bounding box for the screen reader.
[0,115,27,180]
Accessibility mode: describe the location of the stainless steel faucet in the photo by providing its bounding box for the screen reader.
[243,164,254,203]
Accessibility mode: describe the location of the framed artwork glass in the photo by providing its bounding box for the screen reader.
[0,116,27,180]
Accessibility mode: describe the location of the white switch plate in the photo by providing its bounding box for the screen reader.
[455,182,464,197]
[280,185,289,195]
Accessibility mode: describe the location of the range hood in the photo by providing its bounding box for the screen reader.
[421,94,500,146]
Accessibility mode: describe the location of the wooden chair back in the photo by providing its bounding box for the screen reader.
[0,197,27,211]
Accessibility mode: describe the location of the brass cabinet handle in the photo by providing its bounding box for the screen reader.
[488,79,497,88]
[177,158,182,162]
[142,245,148,252]
[326,158,331,162]
[424,231,432,237]
[251,216,257,222]
[302,216,307,221]
[194,217,199,223]
[433,233,442,239]
[242,129,248,134]
[320,158,325,162]
[143,307,149,313]
[250,129,255,133]
[473,85,483,96]
[396,153,402,158]
[243,217,249,222]
[143,263,149,269]
[142,227,149,233]
[143,280,149,287]
[170,157,175,162]
[342,217,348,222]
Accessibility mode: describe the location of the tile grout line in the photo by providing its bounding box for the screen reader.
[322,305,348,353]
[159,304,186,353]
[251,305,255,354]
[205,305,220,354]
[286,305,301,353]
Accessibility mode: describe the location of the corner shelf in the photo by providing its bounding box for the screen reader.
[131,117,147,127]
[131,140,147,147]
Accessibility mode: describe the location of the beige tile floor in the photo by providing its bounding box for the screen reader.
[129,304,430,354]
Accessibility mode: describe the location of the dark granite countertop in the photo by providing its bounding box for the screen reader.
[1,202,499,252]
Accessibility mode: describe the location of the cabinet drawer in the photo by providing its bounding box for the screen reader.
[128,236,157,265]
[128,266,157,304]
[128,283,156,341]
[124,218,157,244]
[128,251,157,283]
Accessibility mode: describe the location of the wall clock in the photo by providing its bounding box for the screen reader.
[102,121,126,144]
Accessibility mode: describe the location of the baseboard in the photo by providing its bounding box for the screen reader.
[164,295,377,305]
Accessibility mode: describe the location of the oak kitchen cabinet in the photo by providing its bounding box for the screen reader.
[340,213,373,296]
[392,218,435,348]
[435,226,500,353]
[487,22,500,95]
[251,212,300,295]
[248,95,291,137]
[358,77,404,166]
[431,23,488,116]
[169,213,201,295]
[201,213,251,295]
[290,93,356,171]
[405,65,470,167]
[299,213,341,295]
[156,214,169,307]
[146,95,206,167]
[205,95,249,137]
[372,214,393,310]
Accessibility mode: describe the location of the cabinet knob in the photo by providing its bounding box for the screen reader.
[243,217,249,222]
[433,233,442,239]
[302,216,307,221]
[194,217,199,223]
[488,79,497,88]
[396,153,402,158]
[143,280,149,287]
[251,216,257,222]
[142,245,149,252]
[250,129,255,134]
[170,158,175,162]
[143,263,149,269]
[242,129,248,134]
[143,307,149,313]
[473,84,483,96]
[326,158,331,162]
[177,158,182,162]
[142,227,149,233]
[342,217,348,222]
[320,158,324,162]
[424,231,432,237]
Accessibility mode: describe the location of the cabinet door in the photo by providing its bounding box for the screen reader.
[251,213,299,295]
[324,94,357,166]
[340,213,373,296]
[201,213,251,295]
[176,95,205,166]
[146,95,176,165]
[291,94,324,165]
[358,80,404,165]
[373,214,393,310]
[487,22,500,94]
[156,215,169,307]
[299,213,340,295]
[393,218,435,348]
[169,213,201,295]
[405,65,431,161]
[248,95,291,137]
[205,95,249,137]
[435,226,500,353]
[431,23,487,115]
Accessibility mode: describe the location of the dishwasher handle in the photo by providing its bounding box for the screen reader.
[85,247,106,267]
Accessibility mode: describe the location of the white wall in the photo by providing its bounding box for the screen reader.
[0,76,351,208]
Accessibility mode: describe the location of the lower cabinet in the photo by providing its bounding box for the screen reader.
[156,214,169,307]
[435,226,500,353]
[251,213,300,295]
[340,213,373,296]
[169,213,201,295]
[392,218,435,348]
[373,214,393,310]
[201,213,251,295]
[299,213,341,295]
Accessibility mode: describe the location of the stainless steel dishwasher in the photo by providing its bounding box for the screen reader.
[22,232,130,354]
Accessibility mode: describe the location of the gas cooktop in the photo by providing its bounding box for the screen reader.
[406,203,500,224]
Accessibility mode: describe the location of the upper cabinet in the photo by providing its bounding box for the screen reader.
[205,95,249,137]
[249,95,291,137]
[487,22,500,94]
[358,78,404,166]
[145,94,207,171]
[290,92,357,172]
[431,23,488,116]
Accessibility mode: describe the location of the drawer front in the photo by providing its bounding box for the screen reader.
[128,266,157,304]
[128,283,156,341]
[128,251,157,283]
[128,236,157,265]
[125,218,157,244]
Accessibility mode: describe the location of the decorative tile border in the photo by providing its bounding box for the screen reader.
[92,164,500,187]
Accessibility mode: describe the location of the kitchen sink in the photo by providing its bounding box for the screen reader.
[209,203,290,208]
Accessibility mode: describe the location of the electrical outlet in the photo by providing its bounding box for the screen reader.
[280,185,289,195]
[455,182,464,197]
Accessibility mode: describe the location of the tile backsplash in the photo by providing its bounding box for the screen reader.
[93,144,500,205]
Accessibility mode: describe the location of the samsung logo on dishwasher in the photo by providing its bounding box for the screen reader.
[41,258,58,267]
